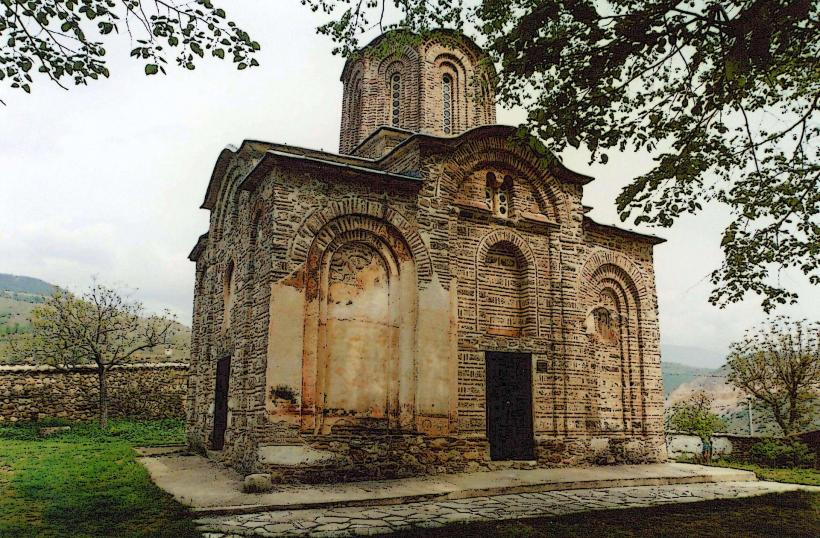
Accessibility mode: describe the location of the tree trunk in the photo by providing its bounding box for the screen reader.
[98,368,109,429]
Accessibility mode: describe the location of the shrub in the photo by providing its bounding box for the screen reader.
[750,439,816,468]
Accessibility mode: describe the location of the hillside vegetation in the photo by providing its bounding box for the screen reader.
[662,361,719,398]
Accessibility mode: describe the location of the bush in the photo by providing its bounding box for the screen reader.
[750,439,816,468]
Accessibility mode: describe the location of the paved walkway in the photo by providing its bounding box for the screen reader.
[137,450,755,514]
[195,480,818,537]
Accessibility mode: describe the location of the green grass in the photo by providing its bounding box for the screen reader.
[0,419,200,538]
[390,491,820,537]
[705,459,820,486]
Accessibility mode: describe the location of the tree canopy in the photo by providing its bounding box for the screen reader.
[667,390,725,443]
[727,316,819,436]
[302,0,819,312]
[0,0,258,102]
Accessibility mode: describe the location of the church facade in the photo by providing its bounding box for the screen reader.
[187,30,667,481]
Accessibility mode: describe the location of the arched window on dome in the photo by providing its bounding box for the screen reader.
[349,73,363,141]
[442,74,453,134]
[390,73,402,127]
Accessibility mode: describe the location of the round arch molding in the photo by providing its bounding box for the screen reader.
[288,198,433,281]
[578,250,649,310]
[579,249,651,436]
[439,137,565,223]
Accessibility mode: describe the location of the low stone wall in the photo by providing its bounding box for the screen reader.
[0,363,188,423]
[666,432,770,461]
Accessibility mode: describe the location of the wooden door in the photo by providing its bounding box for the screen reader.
[486,352,534,460]
[211,356,231,450]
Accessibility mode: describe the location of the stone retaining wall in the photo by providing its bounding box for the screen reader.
[0,363,188,423]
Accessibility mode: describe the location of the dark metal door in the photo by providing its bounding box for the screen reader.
[486,352,534,460]
[211,356,231,450]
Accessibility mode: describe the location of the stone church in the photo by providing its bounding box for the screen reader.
[187,30,666,481]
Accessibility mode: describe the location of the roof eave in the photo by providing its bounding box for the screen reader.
[583,216,666,245]
[238,149,423,193]
[188,232,209,262]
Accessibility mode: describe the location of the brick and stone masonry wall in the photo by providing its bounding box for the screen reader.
[0,363,188,423]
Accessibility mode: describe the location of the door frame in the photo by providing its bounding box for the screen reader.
[211,355,231,450]
[485,351,535,460]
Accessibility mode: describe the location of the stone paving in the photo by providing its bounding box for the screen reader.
[195,480,818,537]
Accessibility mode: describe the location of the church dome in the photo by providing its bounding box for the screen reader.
[339,29,497,154]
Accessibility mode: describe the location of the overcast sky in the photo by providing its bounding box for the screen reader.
[0,2,816,368]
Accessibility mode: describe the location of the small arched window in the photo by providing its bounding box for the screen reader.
[349,74,363,141]
[390,73,402,127]
[223,260,235,330]
[485,171,513,218]
[499,174,513,218]
[442,74,453,134]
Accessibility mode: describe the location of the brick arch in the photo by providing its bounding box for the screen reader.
[289,198,433,280]
[377,48,420,131]
[475,228,540,337]
[300,219,419,433]
[579,250,649,435]
[376,46,420,77]
[422,43,478,72]
[211,164,247,242]
[440,138,565,223]
[579,250,649,310]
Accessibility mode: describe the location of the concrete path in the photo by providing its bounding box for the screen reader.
[194,480,819,537]
[137,451,755,514]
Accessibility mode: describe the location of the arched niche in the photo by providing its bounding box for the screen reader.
[324,241,392,423]
[580,252,648,436]
[301,216,418,434]
[475,230,539,337]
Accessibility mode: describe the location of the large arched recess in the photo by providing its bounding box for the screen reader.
[300,213,420,434]
[579,250,650,435]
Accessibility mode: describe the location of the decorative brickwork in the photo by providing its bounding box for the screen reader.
[340,31,496,155]
[187,30,667,481]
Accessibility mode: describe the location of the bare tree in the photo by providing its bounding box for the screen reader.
[727,317,820,436]
[11,282,177,428]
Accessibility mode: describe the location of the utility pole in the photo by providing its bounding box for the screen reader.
[747,397,754,437]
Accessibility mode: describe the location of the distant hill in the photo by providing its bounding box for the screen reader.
[0,273,57,345]
[0,273,57,296]
[661,361,718,398]
[661,344,726,369]
[664,362,820,436]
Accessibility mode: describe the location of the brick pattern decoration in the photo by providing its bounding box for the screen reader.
[186,31,666,480]
[339,32,496,154]
[0,363,188,423]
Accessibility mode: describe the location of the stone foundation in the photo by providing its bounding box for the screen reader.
[250,431,667,484]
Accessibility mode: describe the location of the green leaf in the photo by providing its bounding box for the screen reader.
[144,64,159,76]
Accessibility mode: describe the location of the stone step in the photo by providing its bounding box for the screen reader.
[138,454,757,516]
